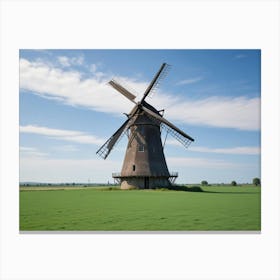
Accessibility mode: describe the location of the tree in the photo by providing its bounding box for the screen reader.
[253,178,261,186]
[231,181,237,186]
[201,180,208,186]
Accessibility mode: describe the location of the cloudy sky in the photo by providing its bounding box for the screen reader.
[19,49,260,184]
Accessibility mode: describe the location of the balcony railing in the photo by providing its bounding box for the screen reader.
[169,172,178,177]
[112,172,121,178]
[112,172,178,178]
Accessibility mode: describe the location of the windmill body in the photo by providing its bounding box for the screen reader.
[97,63,194,189]
[119,103,171,189]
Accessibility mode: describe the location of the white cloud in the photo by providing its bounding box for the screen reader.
[57,56,71,67]
[52,145,79,152]
[20,58,136,114]
[157,95,260,131]
[20,58,260,131]
[72,55,84,65]
[167,156,238,169]
[89,63,97,73]
[88,63,107,80]
[20,147,36,152]
[176,76,203,85]
[57,55,84,67]
[20,125,105,145]
[20,146,48,157]
[166,141,260,155]
[189,146,260,155]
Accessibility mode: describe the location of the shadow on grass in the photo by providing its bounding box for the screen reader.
[160,185,259,194]
[157,185,204,192]
[202,191,260,195]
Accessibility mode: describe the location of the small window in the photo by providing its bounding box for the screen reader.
[138,144,145,152]
[133,165,136,171]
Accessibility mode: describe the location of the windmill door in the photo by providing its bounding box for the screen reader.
[144,177,149,189]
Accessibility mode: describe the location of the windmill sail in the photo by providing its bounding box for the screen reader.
[141,63,170,102]
[96,118,130,159]
[141,106,194,148]
[160,122,193,148]
[108,80,136,102]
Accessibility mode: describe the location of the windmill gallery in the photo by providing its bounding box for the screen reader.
[97,63,194,189]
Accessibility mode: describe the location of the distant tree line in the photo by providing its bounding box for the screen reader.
[199,178,261,186]
[252,177,261,186]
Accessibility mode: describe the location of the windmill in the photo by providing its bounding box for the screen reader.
[96,63,194,189]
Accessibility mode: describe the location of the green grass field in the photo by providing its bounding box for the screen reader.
[20,186,261,231]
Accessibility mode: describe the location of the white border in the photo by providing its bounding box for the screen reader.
[1,1,279,279]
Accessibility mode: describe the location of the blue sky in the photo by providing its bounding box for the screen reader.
[19,49,260,184]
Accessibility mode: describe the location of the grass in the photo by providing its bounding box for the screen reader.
[19,185,261,231]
